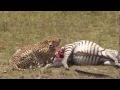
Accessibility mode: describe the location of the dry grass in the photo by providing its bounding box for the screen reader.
[0,11,120,79]
[0,65,120,79]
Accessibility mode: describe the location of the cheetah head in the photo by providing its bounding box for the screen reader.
[43,36,61,48]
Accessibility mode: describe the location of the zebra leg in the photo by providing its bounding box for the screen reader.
[115,63,120,67]
[61,44,75,70]
[44,63,53,68]
[45,61,63,68]
[62,58,69,70]
[106,57,120,67]
[102,50,120,67]
[103,59,120,67]
[103,61,111,65]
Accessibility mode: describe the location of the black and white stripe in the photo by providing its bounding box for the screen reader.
[61,40,120,69]
[45,40,120,69]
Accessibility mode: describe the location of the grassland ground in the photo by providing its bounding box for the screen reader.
[0,64,120,79]
[0,11,120,79]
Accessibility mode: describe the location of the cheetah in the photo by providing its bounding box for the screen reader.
[9,36,61,70]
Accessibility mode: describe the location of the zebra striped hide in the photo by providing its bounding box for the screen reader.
[45,40,120,69]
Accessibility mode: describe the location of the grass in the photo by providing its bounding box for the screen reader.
[0,11,120,79]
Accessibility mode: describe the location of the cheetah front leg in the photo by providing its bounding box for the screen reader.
[11,64,25,71]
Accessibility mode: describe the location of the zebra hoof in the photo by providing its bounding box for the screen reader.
[65,68,69,70]
[65,66,69,70]
[63,64,69,70]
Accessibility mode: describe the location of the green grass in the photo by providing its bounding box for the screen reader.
[0,11,120,79]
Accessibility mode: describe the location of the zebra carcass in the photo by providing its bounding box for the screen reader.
[45,40,120,69]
